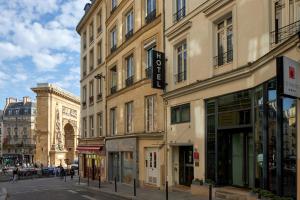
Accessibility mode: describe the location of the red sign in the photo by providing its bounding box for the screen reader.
[289,66,295,79]
[193,151,199,160]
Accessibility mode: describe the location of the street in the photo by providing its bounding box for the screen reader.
[0,177,125,200]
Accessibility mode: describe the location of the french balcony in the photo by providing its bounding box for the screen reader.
[125,29,133,40]
[125,75,134,87]
[89,96,94,105]
[97,93,102,101]
[213,50,233,67]
[270,20,300,45]
[174,71,186,83]
[111,45,117,54]
[145,9,156,24]
[110,86,117,94]
[145,67,152,79]
[173,7,186,23]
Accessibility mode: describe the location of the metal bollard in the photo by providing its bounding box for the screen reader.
[79,175,81,185]
[166,181,168,200]
[114,177,117,192]
[133,179,136,196]
[88,171,90,186]
[209,184,212,200]
[99,175,101,188]
[65,173,66,182]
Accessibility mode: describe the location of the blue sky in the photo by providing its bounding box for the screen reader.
[0,0,90,109]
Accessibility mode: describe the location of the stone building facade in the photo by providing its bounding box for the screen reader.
[32,83,80,167]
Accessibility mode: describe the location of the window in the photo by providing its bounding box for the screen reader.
[97,112,103,136]
[111,0,117,12]
[110,66,117,94]
[175,42,187,83]
[171,103,190,124]
[83,31,87,50]
[97,76,103,100]
[83,56,87,76]
[214,15,233,67]
[83,117,87,138]
[145,95,155,132]
[145,45,156,78]
[82,85,87,107]
[125,55,134,87]
[125,102,133,133]
[89,81,94,105]
[89,49,94,71]
[111,27,117,53]
[110,108,116,136]
[97,10,102,34]
[89,115,94,137]
[97,41,102,64]
[89,21,94,43]
[125,10,134,39]
[174,0,186,22]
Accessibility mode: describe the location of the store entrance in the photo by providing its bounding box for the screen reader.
[179,146,194,186]
[217,128,253,187]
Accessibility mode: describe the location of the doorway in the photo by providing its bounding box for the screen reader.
[217,128,253,187]
[179,146,194,186]
[145,148,159,186]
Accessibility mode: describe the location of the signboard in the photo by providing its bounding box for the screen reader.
[152,50,165,89]
[277,56,300,98]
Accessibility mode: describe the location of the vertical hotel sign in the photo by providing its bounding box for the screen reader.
[277,56,300,98]
[152,50,165,89]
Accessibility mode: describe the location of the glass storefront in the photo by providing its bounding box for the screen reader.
[205,78,297,199]
[84,154,104,180]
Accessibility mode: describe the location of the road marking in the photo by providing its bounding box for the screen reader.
[67,190,78,194]
[81,195,97,200]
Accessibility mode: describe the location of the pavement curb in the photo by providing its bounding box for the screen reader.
[0,188,7,200]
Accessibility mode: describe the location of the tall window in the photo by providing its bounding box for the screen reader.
[112,0,117,11]
[83,56,87,76]
[97,41,102,64]
[97,10,102,34]
[97,76,102,100]
[110,66,117,94]
[174,0,186,22]
[145,95,155,132]
[89,21,94,43]
[83,117,87,138]
[97,112,103,136]
[145,45,156,78]
[125,102,133,133]
[89,81,94,105]
[175,42,187,83]
[111,27,117,52]
[125,10,134,39]
[89,115,94,137]
[171,103,190,124]
[125,55,134,87]
[82,31,87,50]
[82,85,87,106]
[110,108,116,135]
[215,15,233,66]
[146,0,156,15]
[89,49,94,71]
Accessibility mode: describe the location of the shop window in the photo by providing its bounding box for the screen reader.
[171,103,190,124]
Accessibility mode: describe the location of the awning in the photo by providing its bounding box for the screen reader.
[76,145,105,155]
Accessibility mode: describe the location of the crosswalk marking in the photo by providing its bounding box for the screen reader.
[81,195,97,200]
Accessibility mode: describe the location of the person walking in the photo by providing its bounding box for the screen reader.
[12,166,18,183]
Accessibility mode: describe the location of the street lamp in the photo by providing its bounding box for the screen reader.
[94,73,105,80]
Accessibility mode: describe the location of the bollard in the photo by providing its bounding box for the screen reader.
[114,177,117,192]
[166,181,168,200]
[99,175,101,188]
[79,175,81,185]
[65,173,66,182]
[209,184,212,200]
[133,179,136,196]
[88,171,90,186]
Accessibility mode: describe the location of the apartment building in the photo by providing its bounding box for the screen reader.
[163,0,300,199]
[1,97,36,165]
[76,0,107,181]
[0,110,3,160]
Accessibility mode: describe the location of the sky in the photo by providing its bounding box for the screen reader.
[0,0,90,109]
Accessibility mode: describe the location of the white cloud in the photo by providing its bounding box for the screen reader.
[0,42,27,61]
[33,52,65,71]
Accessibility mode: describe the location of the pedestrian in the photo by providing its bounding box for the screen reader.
[70,168,74,180]
[60,167,65,179]
[12,166,18,183]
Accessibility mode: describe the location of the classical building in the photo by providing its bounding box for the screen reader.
[76,0,107,181]
[163,0,299,199]
[32,83,80,167]
[0,110,3,161]
[1,97,36,165]
[77,0,165,188]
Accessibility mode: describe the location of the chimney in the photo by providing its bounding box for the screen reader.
[6,97,17,105]
[23,96,31,104]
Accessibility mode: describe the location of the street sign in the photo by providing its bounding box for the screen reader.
[152,50,165,90]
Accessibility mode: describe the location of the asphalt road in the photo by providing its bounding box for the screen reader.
[0,177,125,200]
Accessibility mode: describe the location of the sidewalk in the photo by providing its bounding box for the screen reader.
[75,177,207,200]
[0,188,7,200]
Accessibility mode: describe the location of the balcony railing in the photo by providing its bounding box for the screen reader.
[145,9,156,24]
[145,67,152,79]
[125,75,134,87]
[173,7,186,23]
[270,20,300,45]
[111,45,117,53]
[174,71,186,83]
[213,50,233,67]
[125,30,133,40]
[89,96,94,105]
[97,93,102,100]
[111,86,117,94]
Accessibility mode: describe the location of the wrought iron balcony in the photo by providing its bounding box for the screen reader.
[173,7,186,23]
[125,30,133,40]
[111,45,117,53]
[111,86,117,94]
[125,76,134,87]
[213,50,233,67]
[145,9,156,24]
[145,67,152,79]
[174,71,186,83]
[270,20,300,45]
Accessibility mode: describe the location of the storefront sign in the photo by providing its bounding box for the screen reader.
[152,50,165,89]
[277,56,300,98]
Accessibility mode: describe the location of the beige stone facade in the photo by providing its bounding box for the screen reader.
[163,0,300,198]
[32,83,80,167]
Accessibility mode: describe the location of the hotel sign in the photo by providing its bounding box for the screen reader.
[277,56,300,98]
[152,50,165,90]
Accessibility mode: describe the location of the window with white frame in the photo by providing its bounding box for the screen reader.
[112,0,117,11]
[125,101,133,133]
[145,44,156,78]
[97,112,103,136]
[125,55,134,86]
[83,56,87,76]
[89,81,94,105]
[83,117,87,138]
[97,77,102,98]
[83,31,87,49]
[89,115,94,137]
[97,10,102,33]
[146,0,156,15]
[89,49,94,71]
[110,108,116,135]
[89,21,94,43]
[126,10,134,36]
[214,15,233,67]
[174,0,186,22]
[110,66,117,93]
[145,95,155,132]
[97,41,102,64]
[175,42,187,83]
[111,27,117,52]
[82,85,87,105]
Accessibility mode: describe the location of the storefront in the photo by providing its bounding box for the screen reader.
[205,77,297,198]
